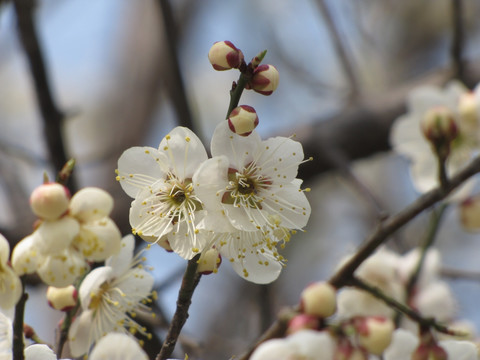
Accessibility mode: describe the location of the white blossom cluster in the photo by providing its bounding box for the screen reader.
[116,121,311,284]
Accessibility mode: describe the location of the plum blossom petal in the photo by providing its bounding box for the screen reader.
[89,333,148,360]
[0,234,22,310]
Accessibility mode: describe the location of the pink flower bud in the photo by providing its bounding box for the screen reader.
[300,281,336,318]
[420,107,458,158]
[30,183,70,220]
[356,316,394,355]
[412,344,448,360]
[459,194,480,232]
[227,105,259,136]
[286,314,320,334]
[197,248,222,275]
[250,64,279,95]
[208,41,244,71]
[46,285,78,311]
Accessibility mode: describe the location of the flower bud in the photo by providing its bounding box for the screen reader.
[412,344,448,360]
[356,317,394,355]
[459,194,480,232]
[286,314,320,335]
[197,248,221,275]
[30,183,70,221]
[250,64,279,95]
[69,187,114,223]
[208,41,244,71]
[300,281,336,318]
[228,105,259,136]
[46,285,78,311]
[420,107,458,159]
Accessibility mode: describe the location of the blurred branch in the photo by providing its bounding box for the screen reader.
[441,267,480,281]
[329,154,480,289]
[451,0,465,81]
[13,0,76,191]
[156,0,196,132]
[314,0,361,101]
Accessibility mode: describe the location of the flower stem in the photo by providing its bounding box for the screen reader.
[56,301,80,358]
[156,255,202,360]
[226,73,250,119]
[13,277,28,360]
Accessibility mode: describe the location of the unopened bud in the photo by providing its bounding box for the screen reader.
[458,92,479,132]
[300,281,336,318]
[459,194,480,232]
[197,248,221,275]
[228,105,259,136]
[286,314,320,334]
[30,183,70,220]
[412,344,448,360]
[421,107,458,158]
[46,285,78,311]
[250,64,279,95]
[335,341,368,360]
[69,187,114,222]
[208,41,244,71]
[356,317,394,355]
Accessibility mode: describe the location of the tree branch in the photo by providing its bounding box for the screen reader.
[13,0,76,191]
[329,155,480,288]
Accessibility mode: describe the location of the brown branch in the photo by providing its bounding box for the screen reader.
[13,279,27,360]
[441,267,480,281]
[13,0,76,191]
[349,277,463,336]
[451,0,465,81]
[329,155,480,288]
[314,0,361,101]
[156,256,202,360]
[156,0,196,132]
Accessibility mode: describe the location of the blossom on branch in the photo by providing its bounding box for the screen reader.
[390,81,480,194]
[68,235,154,357]
[0,233,22,310]
[117,126,208,259]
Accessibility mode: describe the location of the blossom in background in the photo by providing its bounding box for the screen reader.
[68,235,154,357]
[11,186,121,287]
[117,126,208,259]
[250,329,336,360]
[89,333,148,360]
[390,81,480,194]
[337,247,404,318]
[0,233,22,310]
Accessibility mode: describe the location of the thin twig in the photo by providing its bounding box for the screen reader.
[406,203,448,295]
[13,278,28,360]
[329,155,480,288]
[314,0,361,101]
[156,256,202,360]
[451,0,465,81]
[156,0,196,132]
[13,0,76,192]
[349,277,464,336]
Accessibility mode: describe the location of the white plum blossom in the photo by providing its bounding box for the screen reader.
[390,81,480,194]
[68,235,154,357]
[192,121,310,282]
[250,330,336,360]
[89,333,148,360]
[0,234,22,310]
[116,126,208,259]
[195,121,310,232]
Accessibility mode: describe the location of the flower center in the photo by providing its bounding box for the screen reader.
[222,166,272,208]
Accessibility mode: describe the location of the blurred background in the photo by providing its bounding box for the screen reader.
[2,0,480,358]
